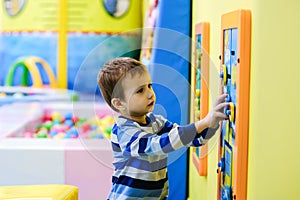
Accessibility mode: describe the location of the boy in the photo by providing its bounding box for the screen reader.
[97,57,228,199]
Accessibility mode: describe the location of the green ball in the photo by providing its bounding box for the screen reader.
[42,121,53,130]
[36,130,48,138]
[105,127,112,134]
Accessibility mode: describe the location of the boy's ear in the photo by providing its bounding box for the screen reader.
[111,98,125,111]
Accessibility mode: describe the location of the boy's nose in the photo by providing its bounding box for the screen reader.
[147,90,154,98]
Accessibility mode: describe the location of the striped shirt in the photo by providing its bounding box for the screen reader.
[107,113,216,200]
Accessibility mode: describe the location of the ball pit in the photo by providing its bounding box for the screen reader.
[0,102,115,200]
[15,110,114,139]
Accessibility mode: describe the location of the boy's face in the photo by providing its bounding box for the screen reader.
[118,70,156,122]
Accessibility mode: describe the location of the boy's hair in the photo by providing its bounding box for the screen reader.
[97,57,147,112]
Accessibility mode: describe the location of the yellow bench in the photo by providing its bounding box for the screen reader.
[0,185,78,200]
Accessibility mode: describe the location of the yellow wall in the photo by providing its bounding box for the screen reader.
[1,0,142,32]
[190,0,300,199]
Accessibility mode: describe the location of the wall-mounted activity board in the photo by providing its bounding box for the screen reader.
[217,10,251,200]
[191,22,210,176]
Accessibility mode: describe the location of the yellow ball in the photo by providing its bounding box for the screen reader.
[54,132,65,139]
[51,111,61,121]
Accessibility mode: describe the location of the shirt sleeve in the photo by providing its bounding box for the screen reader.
[116,120,198,157]
[189,126,220,147]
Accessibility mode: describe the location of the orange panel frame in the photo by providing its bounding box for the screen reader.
[192,22,210,176]
[217,10,251,200]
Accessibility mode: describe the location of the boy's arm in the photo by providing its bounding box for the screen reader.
[118,122,199,157]
[117,94,229,157]
[189,126,219,147]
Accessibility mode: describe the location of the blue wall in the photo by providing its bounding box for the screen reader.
[143,1,191,199]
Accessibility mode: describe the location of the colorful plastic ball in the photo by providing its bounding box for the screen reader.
[64,133,72,139]
[50,124,61,132]
[60,117,66,123]
[93,133,104,139]
[81,123,91,133]
[49,130,58,137]
[24,132,33,138]
[51,111,61,121]
[39,127,47,132]
[77,118,87,126]
[64,112,73,120]
[54,132,65,139]
[69,128,79,137]
[91,125,98,130]
[52,119,62,125]
[36,130,48,138]
[98,112,108,119]
[64,119,74,127]
[42,120,53,130]
[105,127,112,134]
[71,116,79,124]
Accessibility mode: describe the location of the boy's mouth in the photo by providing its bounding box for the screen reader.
[148,101,154,107]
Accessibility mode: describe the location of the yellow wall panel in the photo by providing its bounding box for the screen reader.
[190,0,300,199]
[1,0,142,32]
[1,0,59,31]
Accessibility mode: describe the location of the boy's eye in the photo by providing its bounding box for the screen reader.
[137,88,144,93]
[148,84,152,89]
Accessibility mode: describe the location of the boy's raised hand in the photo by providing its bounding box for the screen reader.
[205,93,229,129]
[194,94,229,133]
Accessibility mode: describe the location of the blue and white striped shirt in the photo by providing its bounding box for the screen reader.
[107,113,215,200]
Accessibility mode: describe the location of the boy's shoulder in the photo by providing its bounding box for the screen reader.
[115,116,135,127]
[147,113,166,121]
[115,113,167,127]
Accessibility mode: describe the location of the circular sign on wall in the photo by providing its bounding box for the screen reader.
[4,0,26,16]
[102,0,130,18]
